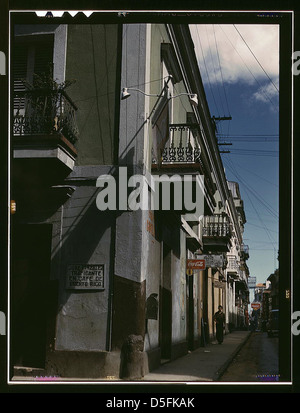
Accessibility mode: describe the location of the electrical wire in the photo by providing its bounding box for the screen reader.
[206,25,226,124]
[224,149,278,157]
[226,160,279,188]
[223,155,278,220]
[217,25,279,113]
[233,25,279,94]
[246,222,278,233]
[213,25,231,117]
[217,134,278,137]
[195,25,221,118]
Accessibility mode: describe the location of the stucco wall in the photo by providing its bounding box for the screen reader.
[53,173,114,351]
[66,24,120,166]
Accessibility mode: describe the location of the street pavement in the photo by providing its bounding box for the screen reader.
[142,330,251,382]
[11,330,251,383]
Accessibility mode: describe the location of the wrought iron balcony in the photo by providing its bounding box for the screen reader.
[161,145,201,163]
[202,214,231,237]
[12,89,79,172]
[152,123,201,165]
[202,214,232,252]
[227,255,239,274]
[241,244,249,260]
[13,89,79,144]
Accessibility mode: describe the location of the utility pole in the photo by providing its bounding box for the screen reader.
[212,116,233,153]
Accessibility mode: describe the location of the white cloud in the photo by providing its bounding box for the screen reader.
[189,24,279,106]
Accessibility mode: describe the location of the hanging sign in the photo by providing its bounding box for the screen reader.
[196,254,224,268]
[186,259,206,270]
[251,302,261,310]
[248,277,257,288]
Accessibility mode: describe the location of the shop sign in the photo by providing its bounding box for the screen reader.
[66,264,105,290]
[196,254,224,268]
[251,302,261,310]
[248,276,257,288]
[186,259,206,270]
[214,280,226,289]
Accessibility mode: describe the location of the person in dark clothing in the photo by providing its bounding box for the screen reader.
[214,305,225,344]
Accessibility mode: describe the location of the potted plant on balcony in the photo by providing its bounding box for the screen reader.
[15,67,78,144]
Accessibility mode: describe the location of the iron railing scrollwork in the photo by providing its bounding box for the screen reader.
[202,214,232,238]
[13,89,79,144]
[153,123,201,164]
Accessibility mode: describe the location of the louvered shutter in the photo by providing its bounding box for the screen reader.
[13,38,54,132]
[13,44,28,112]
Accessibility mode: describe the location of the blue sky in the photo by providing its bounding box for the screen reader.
[190,24,279,286]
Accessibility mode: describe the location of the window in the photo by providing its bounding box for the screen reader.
[13,35,54,113]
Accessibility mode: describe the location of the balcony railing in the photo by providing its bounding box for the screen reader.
[161,145,201,163]
[241,244,249,259]
[202,214,231,238]
[240,270,248,285]
[227,255,239,273]
[152,123,201,164]
[13,89,79,144]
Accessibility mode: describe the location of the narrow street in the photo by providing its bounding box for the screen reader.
[219,331,279,382]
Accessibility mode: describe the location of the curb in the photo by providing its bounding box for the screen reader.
[212,331,252,381]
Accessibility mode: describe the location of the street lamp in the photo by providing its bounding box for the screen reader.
[121,87,198,107]
[121,75,198,108]
[121,76,199,168]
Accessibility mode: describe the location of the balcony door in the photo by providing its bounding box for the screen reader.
[12,34,54,121]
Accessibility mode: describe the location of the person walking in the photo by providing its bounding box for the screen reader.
[214,305,225,344]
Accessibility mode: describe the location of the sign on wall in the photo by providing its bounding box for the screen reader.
[66,264,105,290]
[196,254,224,268]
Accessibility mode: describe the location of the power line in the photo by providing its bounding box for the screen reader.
[206,26,227,122]
[217,25,279,113]
[246,222,278,233]
[233,24,279,94]
[195,25,221,118]
[217,134,278,137]
[229,160,279,188]
[223,156,279,220]
[205,25,226,120]
[226,161,278,250]
[213,24,231,117]
[218,138,278,143]
[224,149,278,157]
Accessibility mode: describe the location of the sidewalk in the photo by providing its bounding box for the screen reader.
[142,330,251,382]
[11,330,251,383]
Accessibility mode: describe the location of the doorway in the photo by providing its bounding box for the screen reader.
[159,243,172,362]
[186,272,194,351]
[11,224,52,368]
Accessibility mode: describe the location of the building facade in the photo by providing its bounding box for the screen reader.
[10,22,249,379]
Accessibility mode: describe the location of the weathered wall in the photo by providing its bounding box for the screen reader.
[53,175,115,351]
[66,24,120,166]
[172,229,187,344]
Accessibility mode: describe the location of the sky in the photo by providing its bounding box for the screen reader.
[189,24,280,289]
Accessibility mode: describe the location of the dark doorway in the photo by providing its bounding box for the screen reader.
[202,269,209,345]
[186,272,194,351]
[160,243,172,362]
[11,224,52,368]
